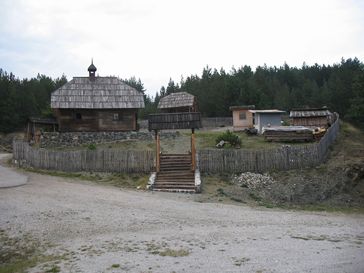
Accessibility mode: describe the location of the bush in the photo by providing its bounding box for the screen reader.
[87,143,96,150]
[215,130,241,147]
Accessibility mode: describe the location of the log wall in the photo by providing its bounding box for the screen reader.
[55,109,137,132]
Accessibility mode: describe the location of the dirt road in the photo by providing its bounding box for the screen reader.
[1,170,364,273]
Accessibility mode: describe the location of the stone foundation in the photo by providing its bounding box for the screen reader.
[40,131,180,148]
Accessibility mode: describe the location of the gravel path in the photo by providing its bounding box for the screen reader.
[1,170,364,273]
[0,153,28,188]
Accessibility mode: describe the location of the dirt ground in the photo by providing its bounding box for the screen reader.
[197,122,364,211]
[1,122,364,272]
[1,169,364,273]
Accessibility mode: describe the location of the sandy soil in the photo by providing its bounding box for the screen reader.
[1,170,364,273]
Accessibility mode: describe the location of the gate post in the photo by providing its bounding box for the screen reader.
[191,128,196,171]
[155,130,160,172]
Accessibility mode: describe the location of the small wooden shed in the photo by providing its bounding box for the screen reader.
[158,92,197,113]
[229,105,255,131]
[26,117,58,143]
[290,107,332,128]
[51,62,145,132]
[249,110,285,134]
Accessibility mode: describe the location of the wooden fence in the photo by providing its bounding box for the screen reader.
[12,142,155,173]
[198,114,340,173]
[201,117,232,128]
[13,114,339,174]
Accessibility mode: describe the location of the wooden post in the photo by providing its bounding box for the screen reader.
[155,130,160,172]
[26,122,30,141]
[191,128,196,171]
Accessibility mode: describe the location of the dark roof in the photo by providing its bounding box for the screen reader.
[290,108,331,118]
[28,117,58,125]
[158,92,195,109]
[263,126,312,132]
[51,77,145,109]
[249,110,285,114]
[88,61,97,72]
[229,105,255,111]
[148,112,201,130]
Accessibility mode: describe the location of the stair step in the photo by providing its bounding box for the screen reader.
[152,188,196,193]
[157,171,194,175]
[160,162,191,165]
[155,179,195,184]
[160,162,191,166]
[156,178,194,181]
[155,185,195,188]
[160,167,191,170]
[161,154,190,156]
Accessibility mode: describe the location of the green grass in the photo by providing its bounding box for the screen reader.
[0,231,63,273]
[194,130,307,150]
[22,167,149,189]
[158,248,190,257]
[45,265,60,273]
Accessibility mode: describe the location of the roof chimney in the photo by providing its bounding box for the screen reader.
[87,59,97,81]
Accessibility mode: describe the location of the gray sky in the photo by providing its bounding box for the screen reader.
[1,0,363,97]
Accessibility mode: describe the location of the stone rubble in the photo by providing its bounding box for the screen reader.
[39,131,180,148]
[232,172,276,190]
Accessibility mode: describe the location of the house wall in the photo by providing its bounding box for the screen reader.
[232,110,254,130]
[292,116,328,127]
[254,113,282,134]
[54,109,137,132]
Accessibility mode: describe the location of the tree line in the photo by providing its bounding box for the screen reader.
[0,58,363,132]
[152,58,364,123]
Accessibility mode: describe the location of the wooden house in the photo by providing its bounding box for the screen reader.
[229,105,255,131]
[158,92,197,113]
[249,110,285,134]
[290,107,332,128]
[51,62,145,132]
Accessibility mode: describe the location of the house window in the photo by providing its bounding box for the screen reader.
[239,112,246,120]
[113,113,122,121]
[75,113,82,120]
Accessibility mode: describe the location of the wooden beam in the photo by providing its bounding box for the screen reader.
[155,130,160,172]
[191,128,196,171]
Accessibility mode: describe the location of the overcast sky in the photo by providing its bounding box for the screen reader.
[1,0,363,96]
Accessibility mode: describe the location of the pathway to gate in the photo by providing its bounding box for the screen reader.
[160,131,191,154]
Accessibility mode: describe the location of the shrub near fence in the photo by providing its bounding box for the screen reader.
[198,114,340,173]
[13,142,155,173]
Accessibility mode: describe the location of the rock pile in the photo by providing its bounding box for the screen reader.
[232,172,276,190]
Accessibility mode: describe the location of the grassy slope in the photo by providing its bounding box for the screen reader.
[196,121,364,212]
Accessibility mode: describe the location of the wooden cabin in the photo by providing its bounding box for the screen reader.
[249,110,285,134]
[158,92,197,113]
[229,105,255,131]
[51,62,145,132]
[290,107,332,128]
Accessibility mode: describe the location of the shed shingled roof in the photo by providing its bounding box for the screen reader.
[158,92,195,109]
[51,77,145,109]
[290,109,331,118]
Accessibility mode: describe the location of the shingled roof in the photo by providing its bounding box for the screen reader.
[51,77,145,109]
[158,92,195,109]
[290,108,331,118]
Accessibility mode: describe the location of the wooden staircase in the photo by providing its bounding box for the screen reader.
[153,154,196,193]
